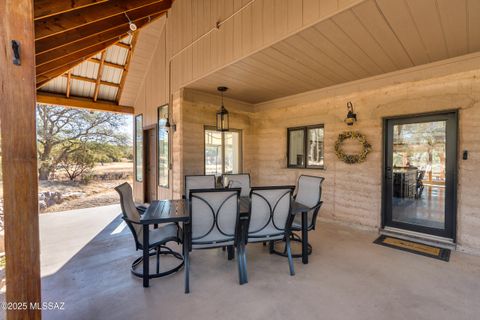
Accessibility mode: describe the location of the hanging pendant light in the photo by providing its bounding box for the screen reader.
[216,86,229,132]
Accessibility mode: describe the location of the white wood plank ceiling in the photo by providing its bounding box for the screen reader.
[186,0,480,103]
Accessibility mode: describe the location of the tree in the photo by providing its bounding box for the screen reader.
[36,104,130,180]
[57,143,95,181]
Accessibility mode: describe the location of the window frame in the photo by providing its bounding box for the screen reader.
[287,124,325,169]
[157,104,169,188]
[134,114,144,182]
[203,126,243,176]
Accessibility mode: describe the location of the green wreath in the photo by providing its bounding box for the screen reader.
[334,131,372,164]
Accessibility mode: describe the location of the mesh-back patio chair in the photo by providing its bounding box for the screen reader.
[115,183,183,278]
[290,175,324,256]
[242,186,295,282]
[184,175,216,199]
[222,173,251,197]
[184,188,242,292]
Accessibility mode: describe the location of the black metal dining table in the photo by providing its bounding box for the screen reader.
[140,196,311,288]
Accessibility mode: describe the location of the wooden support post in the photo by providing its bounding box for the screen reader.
[0,0,42,319]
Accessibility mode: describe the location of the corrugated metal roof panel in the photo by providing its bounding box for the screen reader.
[101,66,123,84]
[97,85,118,101]
[121,34,133,45]
[72,61,99,80]
[106,45,129,65]
[40,77,67,94]
[69,79,95,98]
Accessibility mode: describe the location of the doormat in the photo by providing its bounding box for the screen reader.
[373,235,450,262]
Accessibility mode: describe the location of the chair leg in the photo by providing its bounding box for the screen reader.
[269,240,274,254]
[286,236,295,276]
[241,245,248,284]
[236,243,248,285]
[227,245,235,260]
[156,247,160,274]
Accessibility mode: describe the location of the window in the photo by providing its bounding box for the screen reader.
[287,125,324,169]
[204,127,242,176]
[158,105,169,188]
[135,114,143,182]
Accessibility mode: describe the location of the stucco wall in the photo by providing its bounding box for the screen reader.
[250,69,480,253]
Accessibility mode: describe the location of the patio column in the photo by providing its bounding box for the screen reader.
[0,0,42,319]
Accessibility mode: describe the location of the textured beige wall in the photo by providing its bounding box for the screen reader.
[251,69,480,253]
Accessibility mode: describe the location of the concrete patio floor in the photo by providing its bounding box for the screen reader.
[40,205,480,320]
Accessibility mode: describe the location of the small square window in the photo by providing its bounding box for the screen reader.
[287,125,324,169]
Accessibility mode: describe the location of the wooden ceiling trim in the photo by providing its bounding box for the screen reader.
[35,2,167,54]
[115,33,138,102]
[37,93,134,114]
[35,15,157,66]
[93,51,107,101]
[35,0,169,40]
[34,0,108,20]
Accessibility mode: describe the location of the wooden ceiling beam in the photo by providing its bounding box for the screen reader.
[89,58,125,70]
[36,15,158,66]
[61,73,121,87]
[35,0,169,40]
[66,71,72,97]
[37,93,134,114]
[35,2,167,54]
[34,0,108,20]
[93,51,107,101]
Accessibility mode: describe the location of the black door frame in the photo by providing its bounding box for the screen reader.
[382,110,458,240]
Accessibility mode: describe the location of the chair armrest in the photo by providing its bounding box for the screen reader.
[122,216,142,225]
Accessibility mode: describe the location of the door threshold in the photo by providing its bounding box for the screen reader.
[380,227,456,250]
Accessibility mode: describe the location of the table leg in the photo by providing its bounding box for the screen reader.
[301,211,308,264]
[184,222,190,294]
[143,224,150,287]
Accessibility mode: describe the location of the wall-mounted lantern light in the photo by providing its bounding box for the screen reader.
[216,86,229,132]
[344,101,357,126]
[165,115,176,132]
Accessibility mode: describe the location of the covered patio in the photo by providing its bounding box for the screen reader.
[2,0,480,319]
[39,205,480,320]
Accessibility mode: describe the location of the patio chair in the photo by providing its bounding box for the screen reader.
[115,183,183,278]
[222,173,251,197]
[184,175,216,199]
[416,170,425,199]
[241,186,296,282]
[289,175,324,256]
[184,188,242,292]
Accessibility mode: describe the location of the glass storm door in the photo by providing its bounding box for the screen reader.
[384,112,457,239]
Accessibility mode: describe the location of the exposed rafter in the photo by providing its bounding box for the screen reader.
[61,73,121,88]
[34,0,109,20]
[34,0,172,88]
[35,3,165,54]
[93,51,107,101]
[89,58,125,70]
[35,0,169,40]
[66,71,72,97]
